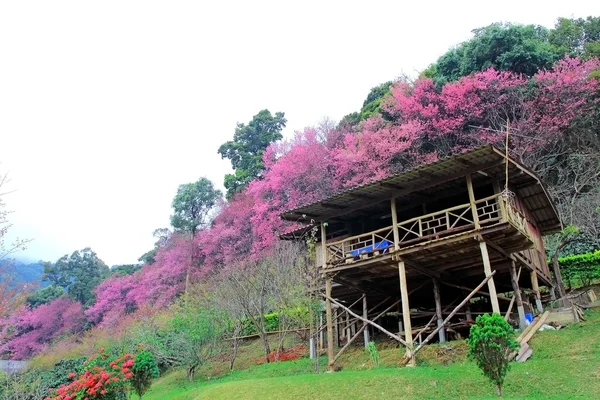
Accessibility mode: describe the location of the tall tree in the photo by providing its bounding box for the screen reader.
[42,248,109,306]
[425,23,560,85]
[218,109,286,198]
[170,178,221,294]
[171,179,221,237]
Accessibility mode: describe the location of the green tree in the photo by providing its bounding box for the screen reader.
[427,23,560,85]
[170,178,221,237]
[549,16,600,58]
[131,350,160,399]
[468,313,520,397]
[218,109,286,198]
[25,285,64,308]
[170,179,221,294]
[42,248,109,306]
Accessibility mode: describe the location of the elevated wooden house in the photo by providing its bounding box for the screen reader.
[281,145,560,369]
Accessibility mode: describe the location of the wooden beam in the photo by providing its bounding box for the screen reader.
[479,240,501,314]
[405,260,441,279]
[405,271,497,363]
[466,174,480,229]
[432,278,446,343]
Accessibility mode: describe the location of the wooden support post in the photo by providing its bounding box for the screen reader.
[345,311,350,344]
[362,295,369,349]
[509,262,527,329]
[320,313,325,351]
[466,174,480,229]
[325,277,334,371]
[432,278,446,343]
[530,270,544,313]
[479,241,501,314]
[398,260,415,365]
[333,309,339,348]
[391,198,414,365]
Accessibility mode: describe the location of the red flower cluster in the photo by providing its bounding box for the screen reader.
[45,349,136,400]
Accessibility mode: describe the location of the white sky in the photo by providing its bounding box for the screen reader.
[1,1,597,266]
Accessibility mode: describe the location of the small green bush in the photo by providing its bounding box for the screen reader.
[131,350,160,399]
[367,341,379,368]
[468,313,519,397]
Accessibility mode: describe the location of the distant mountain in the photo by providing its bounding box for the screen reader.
[1,259,48,288]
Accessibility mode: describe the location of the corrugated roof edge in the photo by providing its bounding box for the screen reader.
[280,145,497,219]
[280,145,561,233]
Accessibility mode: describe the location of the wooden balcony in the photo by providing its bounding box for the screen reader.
[324,194,531,268]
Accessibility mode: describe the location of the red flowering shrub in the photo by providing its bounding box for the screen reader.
[46,348,135,400]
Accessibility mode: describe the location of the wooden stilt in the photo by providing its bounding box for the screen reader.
[479,241,501,314]
[362,294,369,349]
[509,262,527,329]
[432,278,446,343]
[325,277,334,371]
[466,304,473,321]
[345,311,350,344]
[398,260,415,365]
[320,313,325,351]
[530,270,544,313]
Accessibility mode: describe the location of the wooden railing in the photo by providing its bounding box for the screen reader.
[324,194,531,267]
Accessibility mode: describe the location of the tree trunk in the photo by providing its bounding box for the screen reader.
[261,332,271,363]
[496,383,503,397]
[187,365,196,382]
[229,338,239,371]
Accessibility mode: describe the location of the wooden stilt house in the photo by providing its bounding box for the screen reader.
[280,145,560,370]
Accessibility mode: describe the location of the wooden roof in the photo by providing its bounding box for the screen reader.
[280,146,561,234]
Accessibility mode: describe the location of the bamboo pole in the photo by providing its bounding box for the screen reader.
[509,263,527,329]
[362,294,369,349]
[323,294,409,346]
[479,241,501,313]
[405,271,497,362]
[530,270,544,313]
[325,277,334,371]
[432,278,446,343]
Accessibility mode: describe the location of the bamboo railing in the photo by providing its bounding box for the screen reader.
[324,193,532,267]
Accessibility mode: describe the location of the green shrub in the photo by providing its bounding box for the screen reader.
[367,341,379,368]
[468,313,519,397]
[558,250,600,288]
[131,350,160,399]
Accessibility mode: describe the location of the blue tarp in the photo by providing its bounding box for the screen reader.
[348,240,393,256]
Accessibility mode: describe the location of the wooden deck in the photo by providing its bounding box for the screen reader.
[323,194,536,274]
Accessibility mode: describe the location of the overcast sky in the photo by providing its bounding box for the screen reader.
[1,1,597,266]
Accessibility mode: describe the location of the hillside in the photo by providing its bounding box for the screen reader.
[3,260,46,288]
[145,308,600,399]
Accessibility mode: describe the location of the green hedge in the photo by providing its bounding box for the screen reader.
[558,250,600,288]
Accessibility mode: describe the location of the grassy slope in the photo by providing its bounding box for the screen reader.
[146,309,600,400]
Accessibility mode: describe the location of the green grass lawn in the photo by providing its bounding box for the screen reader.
[145,309,600,399]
